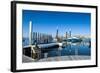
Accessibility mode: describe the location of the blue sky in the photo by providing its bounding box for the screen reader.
[22,10,91,37]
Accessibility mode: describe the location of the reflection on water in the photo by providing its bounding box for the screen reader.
[40,42,91,59]
[23,38,91,59]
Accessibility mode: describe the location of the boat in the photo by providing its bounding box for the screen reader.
[63,37,82,43]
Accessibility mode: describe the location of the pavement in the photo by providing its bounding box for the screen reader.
[22,55,91,63]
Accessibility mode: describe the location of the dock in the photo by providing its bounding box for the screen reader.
[23,42,63,59]
[22,55,91,63]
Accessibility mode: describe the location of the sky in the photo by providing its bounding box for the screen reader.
[22,10,91,37]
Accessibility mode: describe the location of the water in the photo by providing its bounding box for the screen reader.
[23,38,91,59]
[40,42,91,59]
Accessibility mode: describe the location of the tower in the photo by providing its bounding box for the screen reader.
[65,31,68,39]
[29,21,33,45]
[69,29,71,37]
[56,26,59,39]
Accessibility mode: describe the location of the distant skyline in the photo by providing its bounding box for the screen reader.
[22,10,91,37]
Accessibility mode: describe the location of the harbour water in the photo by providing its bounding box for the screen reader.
[40,42,90,59]
[23,38,91,60]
